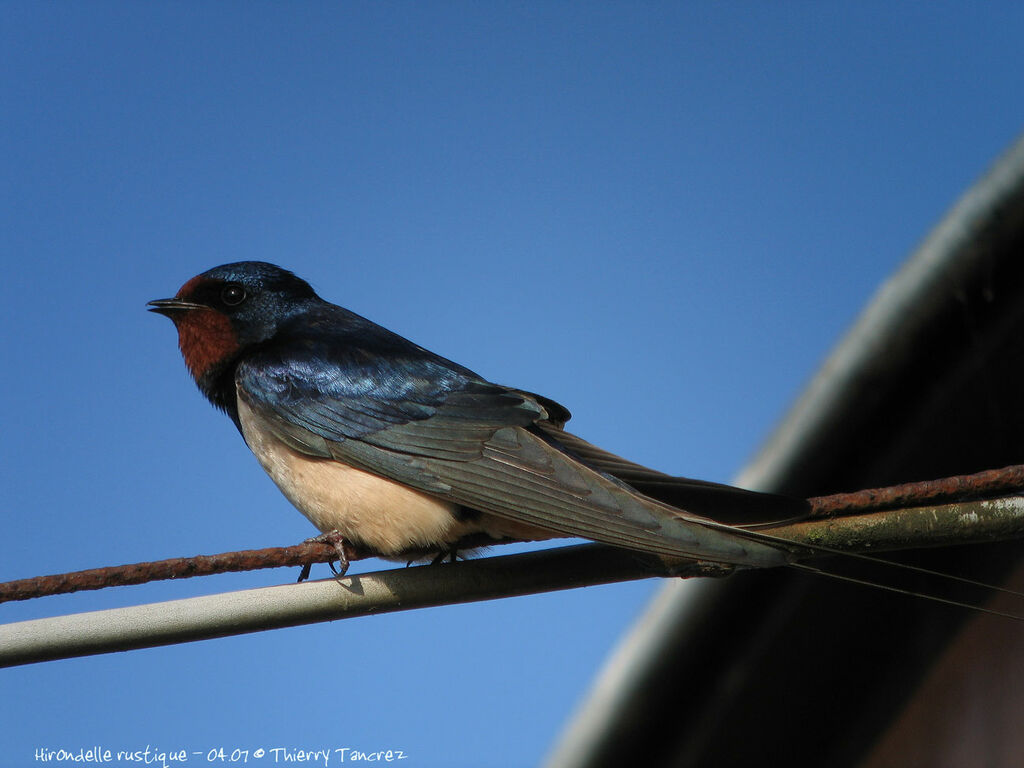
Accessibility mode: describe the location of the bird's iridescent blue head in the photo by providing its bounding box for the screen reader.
[148,261,321,387]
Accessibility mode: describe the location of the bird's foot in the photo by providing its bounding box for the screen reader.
[298,529,351,581]
[429,550,459,566]
[403,549,460,568]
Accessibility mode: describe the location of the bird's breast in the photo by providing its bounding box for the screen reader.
[236,398,474,555]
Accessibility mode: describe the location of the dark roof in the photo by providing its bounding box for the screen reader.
[547,133,1024,768]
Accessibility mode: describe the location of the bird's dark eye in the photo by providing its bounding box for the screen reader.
[221,283,247,307]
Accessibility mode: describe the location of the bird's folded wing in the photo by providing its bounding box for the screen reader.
[532,424,810,527]
[236,360,793,568]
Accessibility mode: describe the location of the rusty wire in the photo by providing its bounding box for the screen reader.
[0,542,343,604]
[4,463,1024,605]
[807,463,1024,516]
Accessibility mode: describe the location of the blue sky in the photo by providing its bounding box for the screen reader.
[2,3,1022,767]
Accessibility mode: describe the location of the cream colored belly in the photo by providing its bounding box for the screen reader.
[237,399,474,555]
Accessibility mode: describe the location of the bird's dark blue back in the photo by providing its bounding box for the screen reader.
[237,301,521,441]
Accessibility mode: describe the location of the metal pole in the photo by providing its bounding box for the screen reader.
[0,544,674,668]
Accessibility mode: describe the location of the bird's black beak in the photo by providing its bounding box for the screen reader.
[147,298,205,317]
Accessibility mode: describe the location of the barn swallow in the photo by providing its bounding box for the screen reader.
[149,262,808,574]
